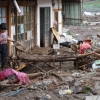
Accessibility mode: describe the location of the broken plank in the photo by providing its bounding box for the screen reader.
[51,27,61,41]
[15,62,26,71]
[28,72,43,79]
[76,52,95,58]
[0,83,23,88]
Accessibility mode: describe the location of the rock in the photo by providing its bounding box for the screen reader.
[94,81,100,90]
[85,96,100,100]
[73,86,83,94]
[74,80,81,87]
[92,77,100,81]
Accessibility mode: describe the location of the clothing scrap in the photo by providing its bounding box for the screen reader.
[0,68,31,85]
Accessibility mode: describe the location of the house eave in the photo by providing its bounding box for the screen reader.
[62,0,82,2]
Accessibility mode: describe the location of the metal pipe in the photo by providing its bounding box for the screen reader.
[13,0,21,14]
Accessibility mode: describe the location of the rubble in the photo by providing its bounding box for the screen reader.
[0,14,100,100]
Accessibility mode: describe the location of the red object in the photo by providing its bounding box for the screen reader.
[83,39,92,46]
[0,68,31,85]
[80,43,91,54]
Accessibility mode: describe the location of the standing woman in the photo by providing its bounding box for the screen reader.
[0,23,14,70]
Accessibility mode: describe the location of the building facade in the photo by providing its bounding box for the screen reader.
[0,0,82,55]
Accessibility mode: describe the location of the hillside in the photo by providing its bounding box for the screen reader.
[83,0,100,12]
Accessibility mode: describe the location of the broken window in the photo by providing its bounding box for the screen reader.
[0,7,6,23]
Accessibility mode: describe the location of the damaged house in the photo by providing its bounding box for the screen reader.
[1,1,100,99]
[0,0,83,55]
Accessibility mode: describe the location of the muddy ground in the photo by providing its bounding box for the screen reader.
[0,15,100,100]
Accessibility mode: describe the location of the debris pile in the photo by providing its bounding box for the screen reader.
[1,23,100,100]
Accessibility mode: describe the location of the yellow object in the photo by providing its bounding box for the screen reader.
[15,63,26,71]
[59,89,72,95]
[52,27,61,41]
[66,89,72,95]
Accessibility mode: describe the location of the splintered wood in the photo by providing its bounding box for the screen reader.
[15,62,26,71]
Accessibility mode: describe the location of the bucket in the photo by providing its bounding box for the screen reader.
[83,39,92,46]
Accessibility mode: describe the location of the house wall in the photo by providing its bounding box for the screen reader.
[37,0,63,46]
[53,0,62,34]
[0,0,63,54]
[58,10,62,34]
[37,0,53,46]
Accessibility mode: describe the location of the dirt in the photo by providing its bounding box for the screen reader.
[0,15,100,100]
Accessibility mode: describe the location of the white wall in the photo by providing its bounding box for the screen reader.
[53,0,62,9]
[37,0,63,46]
[58,10,62,34]
[37,0,53,46]
[53,0,62,34]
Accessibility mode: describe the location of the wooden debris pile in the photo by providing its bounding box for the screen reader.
[11,33,100,72]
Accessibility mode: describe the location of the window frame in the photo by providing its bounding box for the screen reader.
[11,4,35,41]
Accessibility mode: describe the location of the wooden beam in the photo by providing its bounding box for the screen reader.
[8,0,11,55]
[53,9,62,11]
[34,0,37,46]
[0,1,8,6]
[11,1,35,6]
[18,1,35,6]
[18,54,77,62]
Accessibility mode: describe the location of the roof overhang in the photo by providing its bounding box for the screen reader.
[62,0,82,2]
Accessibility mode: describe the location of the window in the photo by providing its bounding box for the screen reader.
[63,1,82,26]
[0,7,6,23]
[11,6,35,41]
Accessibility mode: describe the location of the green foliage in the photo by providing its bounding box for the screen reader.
[83,1,100,12]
